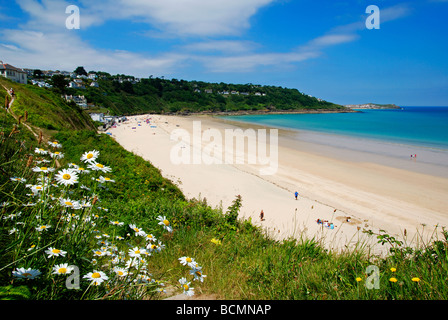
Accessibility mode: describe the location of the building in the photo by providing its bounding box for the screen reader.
[0,61,28,84]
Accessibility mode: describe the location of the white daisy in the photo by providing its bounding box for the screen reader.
[54,169,78,186]
[128,247,148,259]
[52,263,74,275]
[110,220,124,226]
[83,270,109,286]
[45,247,67,258]
[129,224,146,237]
[87,162,112,173]
[179,277,194,296]
[80,150,100,163]
[12,267,41,280]
[10,177,26,183]
[98,176,115,183]
[48,141,62,148]
[32,166,55,173]
[157,215,173,232]
[113,267,128,277]
[178,256,197,268]
[189,266,207,282]
[36,225,51,232]
[50,151,64,159]
[34,147,48,155]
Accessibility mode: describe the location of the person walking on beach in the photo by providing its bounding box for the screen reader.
[294,191,299,200]
[260,210,264,221]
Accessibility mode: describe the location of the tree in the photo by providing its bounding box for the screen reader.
[49,74,69,93]
[74,66,88,76]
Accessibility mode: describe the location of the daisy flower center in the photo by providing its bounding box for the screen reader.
[117,271,124,276]
[52,249,61,254]
[87,153,94,159]
[41,167,48,171]
[22,273,32,277]
[163,219,170,226]
[65,201,73,206]
[186,257,192,263]
[96,163,104,168]
[62,174,71,180]
[92,272,101,279]
[183,284,189,290]
[58,268,67,274]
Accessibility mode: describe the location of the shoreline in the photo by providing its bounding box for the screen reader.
[107,114,448,256]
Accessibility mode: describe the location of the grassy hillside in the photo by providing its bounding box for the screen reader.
[1,78,95,133]
[64,74,347,116]
[1,80,448,301]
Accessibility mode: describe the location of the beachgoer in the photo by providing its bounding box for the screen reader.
[260,210,264,221]
[294,191,298,200]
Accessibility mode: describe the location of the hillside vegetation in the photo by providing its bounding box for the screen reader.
[63,73,346,115]
[1,79,448,301]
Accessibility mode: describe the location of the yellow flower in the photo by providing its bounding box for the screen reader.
[389,277,398,283]
[211,238,222,245]
[390,267,397,272]
[411,277,421,283]
[356,277,362,282]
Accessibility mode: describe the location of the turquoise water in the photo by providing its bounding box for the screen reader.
[222,107,448,150]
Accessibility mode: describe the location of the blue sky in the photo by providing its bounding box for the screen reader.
[0,0,447,106]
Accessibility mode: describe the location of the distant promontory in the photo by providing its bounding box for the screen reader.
[345,103,401,109]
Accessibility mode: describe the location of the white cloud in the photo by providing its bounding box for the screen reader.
[0,29,185,77]
[17,0,276,37]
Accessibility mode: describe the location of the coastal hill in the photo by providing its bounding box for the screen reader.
[30,69,350,116]
[345,103,401,109]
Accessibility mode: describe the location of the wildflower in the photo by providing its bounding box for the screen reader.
[110,220,124,226]
[48,141,62,148]
[411,277,421,283]
[389,277,398,283]
[179,277,194,296]
[59,198,81,209]
[93,249,107,257]
[34,147,48,155]
[129,247,148,259]
[98,176,115,183]
[27,244,38,251]
[50,151,64,159]
[32,166,55,173]
[12,267,41,280]
[113,267,128,277]
[190,266,207,282]
[211,238,222,245]
[10,177,26,183]
[36,225,51,232]
[390,267,397,272]
[3,212,22,221]
[88,162,112,173]
[145,234,157,242]
[355,277,363,282]
[52,264,74,275]
[45,247,67,258]
[9,227,18,235]
[157,215,173,232]
[178,256,197,268]
[147,243,160,253]
[83,270,109,286]
[129,224,146,237]
[54,169,78,186]
[80,150,100,163]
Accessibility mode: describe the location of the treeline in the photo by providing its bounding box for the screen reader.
[68,72,344,116]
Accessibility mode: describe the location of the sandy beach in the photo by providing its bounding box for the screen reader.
[107,114,448,255]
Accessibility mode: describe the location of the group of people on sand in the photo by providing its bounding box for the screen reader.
[316,219,335,229]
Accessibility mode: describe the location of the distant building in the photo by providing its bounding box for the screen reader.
[62,95,88,108]
[0,61,27,84]
[90,113,105,123]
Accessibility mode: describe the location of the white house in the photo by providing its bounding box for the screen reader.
[90,113,105,123]
[0,61,27,84]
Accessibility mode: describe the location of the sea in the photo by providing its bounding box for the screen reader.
[221,106,448,177]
